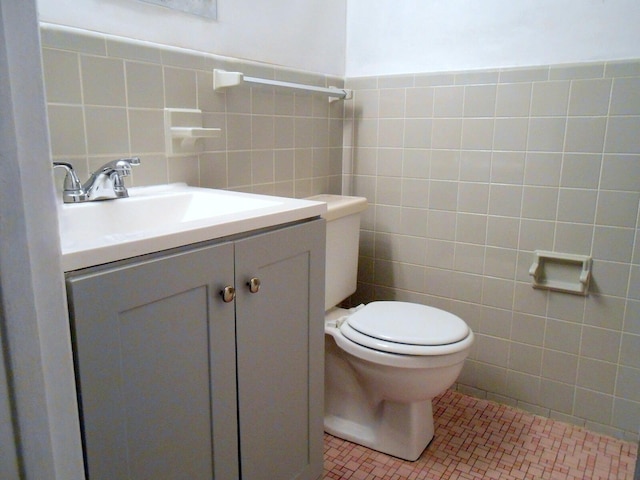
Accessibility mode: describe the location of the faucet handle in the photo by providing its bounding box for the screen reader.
[53,162,87,203]
[110,157,141,177]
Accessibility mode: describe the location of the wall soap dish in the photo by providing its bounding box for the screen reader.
[529,250,592,295]
[164,108,221,155]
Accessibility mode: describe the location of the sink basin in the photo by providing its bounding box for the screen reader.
[59,183,326,271]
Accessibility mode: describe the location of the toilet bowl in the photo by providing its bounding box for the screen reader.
[324,302,473,460]
[307,194,474,461]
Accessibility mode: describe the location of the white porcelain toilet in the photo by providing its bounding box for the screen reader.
[307,194,474,461]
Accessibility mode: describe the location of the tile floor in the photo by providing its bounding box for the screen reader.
[323,390,638,480]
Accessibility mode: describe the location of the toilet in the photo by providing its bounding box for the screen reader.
[307,194,474,461]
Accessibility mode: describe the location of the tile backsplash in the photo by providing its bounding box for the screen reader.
[344,61,640,440]
[41,25,344,198]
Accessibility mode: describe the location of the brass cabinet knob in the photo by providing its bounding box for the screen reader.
[247,277,261,294]
[220,286,236,303]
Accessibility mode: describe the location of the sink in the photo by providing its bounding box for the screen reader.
[59,183,326,271]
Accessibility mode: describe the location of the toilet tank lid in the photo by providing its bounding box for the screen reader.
[305,194,367,222]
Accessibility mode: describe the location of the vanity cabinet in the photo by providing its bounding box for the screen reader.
[65,219,325,480]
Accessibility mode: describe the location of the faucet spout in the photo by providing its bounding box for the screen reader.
[83,157,141,201]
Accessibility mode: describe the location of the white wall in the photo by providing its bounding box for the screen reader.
[346,0,640,77]
[37,0,347,76]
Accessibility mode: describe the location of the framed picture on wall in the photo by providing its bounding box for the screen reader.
[136,0,216,19]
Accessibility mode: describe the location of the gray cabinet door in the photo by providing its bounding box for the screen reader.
[66,242,239,480]
[235,220,325,480]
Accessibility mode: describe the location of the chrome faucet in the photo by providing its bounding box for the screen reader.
[53,157,141,203]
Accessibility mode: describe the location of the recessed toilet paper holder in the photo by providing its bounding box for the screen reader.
[529,250,592,295]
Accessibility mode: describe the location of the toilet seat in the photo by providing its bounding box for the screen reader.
[340,302,471,356]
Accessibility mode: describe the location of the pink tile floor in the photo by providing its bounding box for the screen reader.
[324,390,638,480]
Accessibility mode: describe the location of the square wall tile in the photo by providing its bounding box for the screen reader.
[496,83,531,117]
[484,247,517,280]
[521,186,559,220]
[164,67,197,109]
[460,150,492,181]
[81,55,126,106]
[616,366,640,402]
[576,358,617,395]
[476,334,510,367]
[553,222,593,255]
[429,180,458,211]
[512,313,545,346]
[482,277,515,310]
[541,379,575,414]
[568,79,612,116]
[542,349,578,383]
[592,226,635,263]
[509,343,542,375]
[527,117,566,152]
[433,86,464,117]
[431,119,462,149]
[595,191,640,228]
[600,154,640,191]
[493,118,528,151]
[564,117,607,153]
[404,119,433,148]
[560,154,602,189]
[590,260,631,297]
[605,116,640,154]
[556,188,597,224]
[610,77,640,115]
[489,183,522,217]
[491,151,525,184]
[461,118,494,150]
[379,119,404,147]
[463,85,497,117]
[42,48,82,104]
[524,152,562,186]
[455,213,487,245]
[379,88,406,118]
[531,81,570,116]
[574,388,613,424]
[547,291,585,323]
[130,153,168,186]
[428,150,457,180]
[458,182,489,214]
[620,333,640,368]
[126,62,164,108]
[405,87,434,118]
[454,243,485,274]
[544,319,581,354]
[580,326,621,363]
[168,155,199,185]
[506,371,540,404]
[128,109,165,153]
[85,106,129,155]
[47,105,86,156]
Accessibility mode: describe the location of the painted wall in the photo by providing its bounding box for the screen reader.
[37,0,347,76]
[346,0,640,77]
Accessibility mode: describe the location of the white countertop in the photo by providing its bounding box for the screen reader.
[58,183,326,271]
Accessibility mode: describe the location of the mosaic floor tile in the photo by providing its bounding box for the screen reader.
[323,390,637,480]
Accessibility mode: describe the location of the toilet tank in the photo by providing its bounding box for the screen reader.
[306,195,368,310]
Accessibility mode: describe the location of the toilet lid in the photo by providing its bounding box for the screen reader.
[344,301,469,347]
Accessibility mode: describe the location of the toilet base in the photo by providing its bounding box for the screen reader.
[324,399,434,461]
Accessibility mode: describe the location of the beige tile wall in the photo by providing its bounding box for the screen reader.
[42,24,639,442]
[344,61,640,440]
[42,26,344,198]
